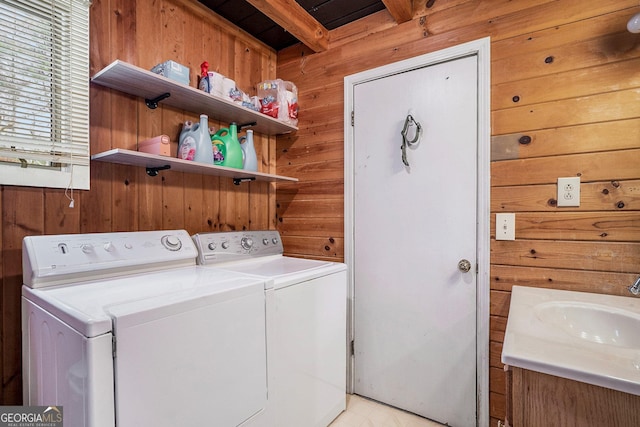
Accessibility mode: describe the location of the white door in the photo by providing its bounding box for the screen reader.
[351,54,479,426]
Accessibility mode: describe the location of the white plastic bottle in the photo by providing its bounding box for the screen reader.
[240,130,258,171]
[193,114,214,164]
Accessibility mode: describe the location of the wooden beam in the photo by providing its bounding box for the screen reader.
[381,0,413,23]
[245,0,329,52]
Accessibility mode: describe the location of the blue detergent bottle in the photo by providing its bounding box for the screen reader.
[179,115,214,164]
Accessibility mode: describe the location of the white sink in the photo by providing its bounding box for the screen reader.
[502,286,640,395]
[535,301,640,349]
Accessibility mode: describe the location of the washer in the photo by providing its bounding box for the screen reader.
[22,230,270,427]
[192,230,347,427]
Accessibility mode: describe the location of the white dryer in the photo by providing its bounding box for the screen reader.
[192,231,347,427]
[22,230,270,427]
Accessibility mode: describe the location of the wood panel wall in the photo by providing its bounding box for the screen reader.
[276,0,640,425]
[0,0,278,404]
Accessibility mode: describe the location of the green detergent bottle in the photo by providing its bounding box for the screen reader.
[211,122,243,169]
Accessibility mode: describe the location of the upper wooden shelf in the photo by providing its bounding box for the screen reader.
[91,60,298,136]
[91,149,298,185]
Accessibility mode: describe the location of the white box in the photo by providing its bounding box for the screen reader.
[151,60,190,86]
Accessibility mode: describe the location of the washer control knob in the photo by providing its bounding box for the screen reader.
[161,235,182,251]
[81,244,94,254]
[221,241,230,250]
[262,238,269,246]
[208,242,217,251]
[241,237,254,250]
[272,237,279,245]
[103,242,115,252]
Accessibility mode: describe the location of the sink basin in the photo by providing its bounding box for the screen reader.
[502,286,640,396]
[535,301,640,348]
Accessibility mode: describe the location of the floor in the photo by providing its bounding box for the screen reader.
[329,394,444,427]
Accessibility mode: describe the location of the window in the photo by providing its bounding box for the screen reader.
[0,0,90,190]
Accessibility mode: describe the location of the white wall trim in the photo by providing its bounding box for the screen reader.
[343,37,491,427]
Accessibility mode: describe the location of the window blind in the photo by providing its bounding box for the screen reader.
[0,0,90,189]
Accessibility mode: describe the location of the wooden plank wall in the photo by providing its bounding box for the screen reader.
[0,0,277,404]
[276,0,640,424]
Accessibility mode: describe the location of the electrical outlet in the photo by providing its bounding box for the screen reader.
[557,177,580,207]
[496,213,515,241]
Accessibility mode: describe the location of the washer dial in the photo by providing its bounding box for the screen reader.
[161,235,182,251]
[241,237,254,250]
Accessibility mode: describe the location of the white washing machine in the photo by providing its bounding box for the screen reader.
[22,230,270,427]
[192,230,347,427]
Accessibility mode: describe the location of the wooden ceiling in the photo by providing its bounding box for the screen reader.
[198,0,416,52]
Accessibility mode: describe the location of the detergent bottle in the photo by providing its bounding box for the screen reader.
[194,115,214,164]
[178,115,214,164]
[211,122,243,169]
[177,120,195,160]
[239,130,258,172]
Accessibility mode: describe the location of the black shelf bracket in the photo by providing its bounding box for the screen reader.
[238,121,257,131]
[146,164,171,176]
[145,92,171,109]
[233,177,256,185]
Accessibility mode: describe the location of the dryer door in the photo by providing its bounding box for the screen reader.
[108,279,267,427]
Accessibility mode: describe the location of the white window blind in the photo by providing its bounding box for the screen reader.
[0,0,90,190]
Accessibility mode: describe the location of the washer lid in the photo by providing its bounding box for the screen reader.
[216,255,347,289]
[22,266,267,338]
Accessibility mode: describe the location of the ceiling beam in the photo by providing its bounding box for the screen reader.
[245,0,329,52]
[381,0,413,23]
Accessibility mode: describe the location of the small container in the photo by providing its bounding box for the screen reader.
[138,135,171,156]
[151,60,190,86]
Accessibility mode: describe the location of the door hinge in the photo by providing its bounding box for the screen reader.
[351,111,354,127]
[350,339,355,356]
[112,336,117,358]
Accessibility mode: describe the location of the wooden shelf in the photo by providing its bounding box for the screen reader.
[91,149,298,185]
[90,61,299,185]
[91,60,298,136]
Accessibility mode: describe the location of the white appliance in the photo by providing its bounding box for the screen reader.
[22,230,270,427]
[192,230,348,427]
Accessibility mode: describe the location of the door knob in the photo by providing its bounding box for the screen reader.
[458,259,472,273]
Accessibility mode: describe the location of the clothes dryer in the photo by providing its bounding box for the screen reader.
[22,230,269,427]
[192,230,347,427]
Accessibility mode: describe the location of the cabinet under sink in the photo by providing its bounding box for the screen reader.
[502,285,640,426]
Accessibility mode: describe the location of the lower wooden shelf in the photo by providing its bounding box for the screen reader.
[91,149,298,185]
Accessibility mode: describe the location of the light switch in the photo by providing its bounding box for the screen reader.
[496,213,515,241]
